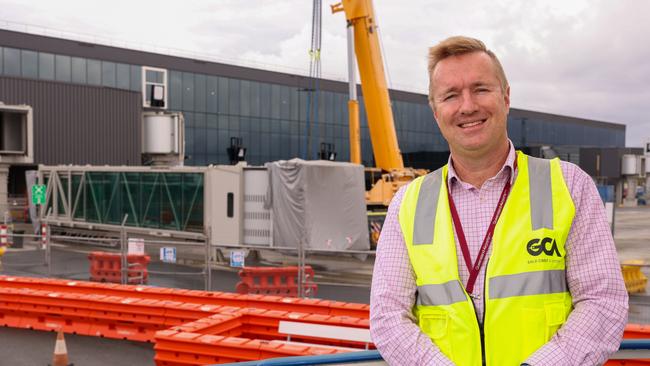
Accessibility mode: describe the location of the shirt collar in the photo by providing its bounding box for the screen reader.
[447,139,517,187]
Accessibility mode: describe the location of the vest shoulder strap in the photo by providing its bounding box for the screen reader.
[526,156,554,230]
[412,167,444,245]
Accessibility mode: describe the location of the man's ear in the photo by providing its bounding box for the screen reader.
[504,85,510,109]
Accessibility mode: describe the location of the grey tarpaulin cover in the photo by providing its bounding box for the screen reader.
[265,158,370,252]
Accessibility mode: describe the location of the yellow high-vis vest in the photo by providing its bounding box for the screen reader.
[399,152,575,366]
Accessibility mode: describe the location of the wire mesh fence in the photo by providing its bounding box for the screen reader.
[0,225,374,304]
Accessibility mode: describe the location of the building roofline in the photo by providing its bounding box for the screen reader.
[0,28,626,130]
[0,28,428,103]
[509,107,625,131]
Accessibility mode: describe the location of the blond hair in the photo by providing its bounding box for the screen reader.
[428,36,508,103]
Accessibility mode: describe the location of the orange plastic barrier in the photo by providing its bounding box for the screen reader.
[603,325,650,365]
[0,276,369,319]
[154,331,341,366]
[0,275,375,365]
[153,308,370,366]
[236,266,318,297]
[88,252,150,284]
[625,324,650,339]
[164,309,370,349]
[0,286,201,341]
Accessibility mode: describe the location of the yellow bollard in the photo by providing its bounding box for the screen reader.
[621,260,648,294]
[0,245,5,271]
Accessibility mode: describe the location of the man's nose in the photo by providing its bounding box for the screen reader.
[459,91,478,115]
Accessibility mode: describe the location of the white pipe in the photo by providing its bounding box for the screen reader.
[347,24,357,101]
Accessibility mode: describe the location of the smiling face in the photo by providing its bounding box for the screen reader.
[430,51,510,159]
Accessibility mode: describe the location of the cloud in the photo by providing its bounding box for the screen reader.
[496,0,650,145]
[1,0,648,146]
[370,0,650,146]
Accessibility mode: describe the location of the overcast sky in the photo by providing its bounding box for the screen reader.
[1,0,648,147]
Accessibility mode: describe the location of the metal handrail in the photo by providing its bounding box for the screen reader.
[216,339,650,365]
[217,350,382,366]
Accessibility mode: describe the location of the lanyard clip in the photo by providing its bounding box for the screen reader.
[469,292,481,300]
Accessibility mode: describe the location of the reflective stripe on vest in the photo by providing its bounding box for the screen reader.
[413,169,442,245]
[417,280,466,306]
[528,156,554,230]
[416,269,567,305]
[489,269,566,299]
[412,156,554,246]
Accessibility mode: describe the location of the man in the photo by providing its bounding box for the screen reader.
[370,36,628,366]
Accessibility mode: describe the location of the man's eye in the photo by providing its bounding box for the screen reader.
[443,94,457,101]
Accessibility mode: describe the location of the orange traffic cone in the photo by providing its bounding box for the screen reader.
[49,330,73,366]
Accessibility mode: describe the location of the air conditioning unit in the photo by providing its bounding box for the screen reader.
[621,154,646,177]
[141,111,184,166]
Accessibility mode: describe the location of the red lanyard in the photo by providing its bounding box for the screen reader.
[446,160,516,297]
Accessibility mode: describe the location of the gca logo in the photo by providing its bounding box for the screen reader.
[526,237,561,257]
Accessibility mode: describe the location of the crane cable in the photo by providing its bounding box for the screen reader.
[374,9,394,94]
[305,0,322,160]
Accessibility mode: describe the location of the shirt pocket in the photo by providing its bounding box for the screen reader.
[418,308,454,359]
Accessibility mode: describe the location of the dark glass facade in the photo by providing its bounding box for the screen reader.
[0,40,625,168]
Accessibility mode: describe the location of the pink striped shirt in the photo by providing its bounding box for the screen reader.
[370,142,628,365]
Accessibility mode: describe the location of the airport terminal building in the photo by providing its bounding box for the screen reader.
[0,29,626,195]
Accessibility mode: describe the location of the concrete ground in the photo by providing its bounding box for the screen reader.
[613,206,650,324]
[1,205,649,364]
[614,206,650,263]
[0,327,155,366]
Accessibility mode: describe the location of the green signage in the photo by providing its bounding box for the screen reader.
[32,184,46,205]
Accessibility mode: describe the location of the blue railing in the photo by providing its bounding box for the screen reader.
[218,350,383,366]
[218,339,650,366]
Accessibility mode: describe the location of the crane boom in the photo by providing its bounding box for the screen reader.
[332,0,403,171]
[332,0,426,206]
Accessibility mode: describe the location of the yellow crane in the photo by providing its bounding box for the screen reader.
[331,0,426,207]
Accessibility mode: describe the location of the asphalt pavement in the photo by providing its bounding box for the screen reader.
[0,326,155,366]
